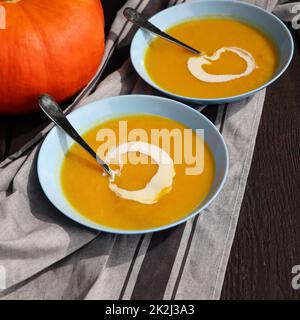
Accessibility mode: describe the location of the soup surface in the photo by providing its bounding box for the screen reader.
[61,115,215,230]
[145,18,278,98]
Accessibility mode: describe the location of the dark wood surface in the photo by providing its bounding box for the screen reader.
[221,25,300,300]
[1,1,300,299]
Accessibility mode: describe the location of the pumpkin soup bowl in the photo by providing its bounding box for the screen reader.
[130,0,294,104]
[37,95,229,234]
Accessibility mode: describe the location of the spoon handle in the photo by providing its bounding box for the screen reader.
[38,94,111,176]
[123,7,201,55]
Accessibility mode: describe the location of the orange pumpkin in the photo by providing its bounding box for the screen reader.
[0,0,105,114]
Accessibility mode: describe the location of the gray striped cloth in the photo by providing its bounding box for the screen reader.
[0,0,297,299]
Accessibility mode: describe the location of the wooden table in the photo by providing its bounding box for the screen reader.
[1,1,299,300]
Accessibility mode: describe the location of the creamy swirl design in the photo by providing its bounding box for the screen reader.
[105,141,175,204]
[187,47,257,83]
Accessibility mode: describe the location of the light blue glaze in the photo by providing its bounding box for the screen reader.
[37,95,229,234]
[130,0,294,104]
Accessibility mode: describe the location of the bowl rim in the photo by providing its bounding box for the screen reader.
[37,94,229,234]
[130,0,294,104]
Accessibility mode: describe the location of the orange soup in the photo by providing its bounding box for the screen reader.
[145,18,278,98]
[61,115,215,230]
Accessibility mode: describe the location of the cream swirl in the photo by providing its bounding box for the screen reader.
[187,47,257,83]
[105,141,175,205]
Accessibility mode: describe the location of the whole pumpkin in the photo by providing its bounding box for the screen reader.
[0,0,105,114]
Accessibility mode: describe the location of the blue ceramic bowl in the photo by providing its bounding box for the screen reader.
[130,0,294,104]
[37,95,229,234]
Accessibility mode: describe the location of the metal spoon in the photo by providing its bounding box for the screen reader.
[38,94,112,177]
[123,7,201,55]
